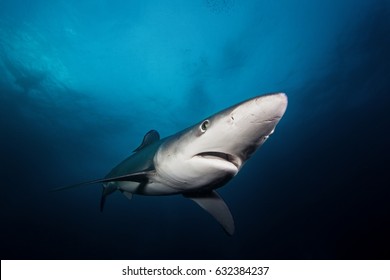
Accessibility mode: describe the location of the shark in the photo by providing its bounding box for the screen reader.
[54,92,288,235]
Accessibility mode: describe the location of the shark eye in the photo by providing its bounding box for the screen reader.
[200,120,210,133]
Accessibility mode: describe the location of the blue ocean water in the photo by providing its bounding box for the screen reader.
[0,0,389,259]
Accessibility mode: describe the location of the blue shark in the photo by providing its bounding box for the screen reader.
[54,92,288,235]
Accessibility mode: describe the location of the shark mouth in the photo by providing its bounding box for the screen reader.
[196,152,240,169]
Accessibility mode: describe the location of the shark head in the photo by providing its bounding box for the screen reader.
[154,92,288,191]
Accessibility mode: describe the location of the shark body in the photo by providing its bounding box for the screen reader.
[55,92,288,235]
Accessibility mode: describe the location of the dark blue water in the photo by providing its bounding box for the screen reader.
[1,0,389,259]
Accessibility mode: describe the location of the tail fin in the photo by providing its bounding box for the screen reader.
[50,178,105,192]
[51,171,152,192]
[51,171,152,211]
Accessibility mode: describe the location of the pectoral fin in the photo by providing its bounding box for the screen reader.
[184,190,235,235]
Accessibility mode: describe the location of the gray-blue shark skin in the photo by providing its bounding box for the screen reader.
[54,93,288,235]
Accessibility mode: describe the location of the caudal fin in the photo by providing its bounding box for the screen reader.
[51,170,152,192]
[50,179,104,192]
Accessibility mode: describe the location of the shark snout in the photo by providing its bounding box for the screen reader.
[254,92,288,120]
[231,92,287,125]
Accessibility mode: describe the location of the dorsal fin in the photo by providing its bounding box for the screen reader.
[133,130,160,152]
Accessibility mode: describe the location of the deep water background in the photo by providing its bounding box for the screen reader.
[1,0,389,259]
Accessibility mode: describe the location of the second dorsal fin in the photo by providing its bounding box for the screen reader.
[133,130,160,152]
